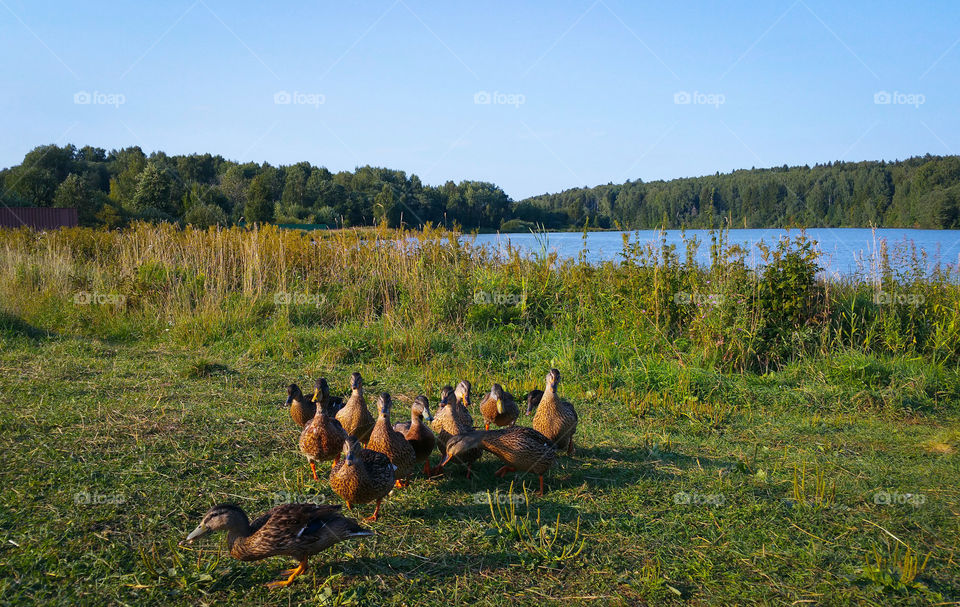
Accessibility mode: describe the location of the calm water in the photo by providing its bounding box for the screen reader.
[468,229,960,279]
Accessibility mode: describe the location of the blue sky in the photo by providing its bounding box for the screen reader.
[1,0,957,199]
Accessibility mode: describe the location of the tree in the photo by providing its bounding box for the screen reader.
[184,203,228,228]
[132,163,175,216]
[245,172,275,224]
[53,173,103,225]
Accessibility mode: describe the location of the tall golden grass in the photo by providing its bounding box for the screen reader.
[1,223,957,370]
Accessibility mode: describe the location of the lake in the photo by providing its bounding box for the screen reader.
[468,229,960,279]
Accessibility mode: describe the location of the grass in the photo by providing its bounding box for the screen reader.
[0,224,958,604]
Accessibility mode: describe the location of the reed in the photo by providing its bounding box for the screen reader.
[1,223,958,373]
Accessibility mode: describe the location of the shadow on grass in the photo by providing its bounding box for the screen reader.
[0,310,51,340]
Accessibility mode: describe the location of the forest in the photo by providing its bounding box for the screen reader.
[2,144,959,230]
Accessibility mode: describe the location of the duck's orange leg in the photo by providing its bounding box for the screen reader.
[310,462,319,482]
[363,499,383,522]
[485,423,490,431]
[266,558,308,588]
[538,475,545,496]
[567,439,575,456]
[423,460,431,476]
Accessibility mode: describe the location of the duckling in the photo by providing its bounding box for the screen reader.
[335,372,375,444]
[329,435,396,521]
[286,383,316,428]
[532,369,578,455]
[441,426,556,495]
[524,389,544,416]
[431,385,482,478]
[184,502,372,588]
[366,392,417,487]
[299,397,348,481]
[478,383,520,430]
[312,377,345,417]
[393,395,436,476]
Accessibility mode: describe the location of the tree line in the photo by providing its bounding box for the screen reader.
[1,144,958,230]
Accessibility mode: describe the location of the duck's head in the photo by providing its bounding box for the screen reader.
[376,392,392,419]
[349,372,363,392]
[438,432,484,467]
[525,389,543,415]
[286,383,303,406]
[439,385,455,409]
[341,435,362,464]
[185,503,248,543]
[545,368,561,392]
[490,383,507,414]
[413,395,433,422]
[313,377,330,402]
[455,380,472,405]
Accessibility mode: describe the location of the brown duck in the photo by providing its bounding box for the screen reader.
[392,395,436,476]
[335,372,374,444]
[441,425,557,495]
[366,392,417,487]
[286,383,315,428]
[478,383,520,430]
[184,503,372,588]
[299,396,348,480]
[431,385,482,478]
[329,435,396,521]
[532,368,578,455]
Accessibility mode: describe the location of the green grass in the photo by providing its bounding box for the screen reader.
[0,326,957,605]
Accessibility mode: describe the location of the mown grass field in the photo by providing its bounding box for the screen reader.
[0,225,958,605]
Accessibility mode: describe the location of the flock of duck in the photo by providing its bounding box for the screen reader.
[183,369,579,588]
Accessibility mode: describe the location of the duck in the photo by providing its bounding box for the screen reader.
[532,368,578,455]
[366,392,417,487]
[440,425,557,495]
[431,385,482,478]
[478,383,520,430]
[393,395,436,476]
[183,502,372,588]
[312,377,345,417]
[524,389,544,416]
[299,396,348,481]
[335,372,375,444]
[329,435,396,521]
[286,383,316,428]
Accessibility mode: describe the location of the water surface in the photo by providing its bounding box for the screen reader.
[468,229,960,279]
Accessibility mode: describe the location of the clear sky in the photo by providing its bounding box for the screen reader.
[1,0,957,199]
